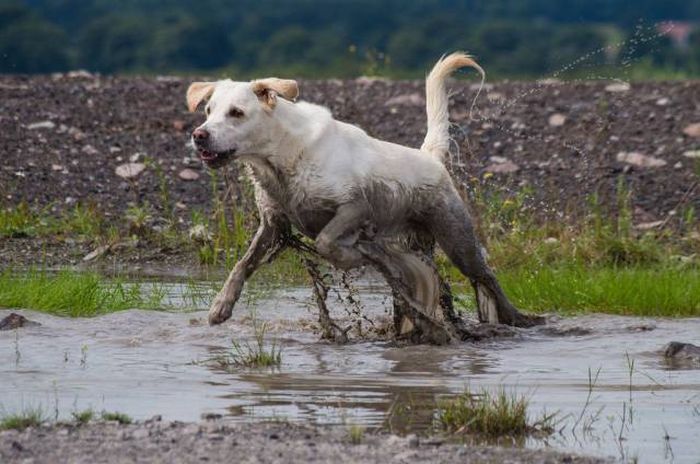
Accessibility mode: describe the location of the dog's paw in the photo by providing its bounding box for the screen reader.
[208,297,234,325]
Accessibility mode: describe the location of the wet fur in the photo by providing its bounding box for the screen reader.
[187,53,537,329]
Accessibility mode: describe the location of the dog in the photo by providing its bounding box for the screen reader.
[187,52,537,330]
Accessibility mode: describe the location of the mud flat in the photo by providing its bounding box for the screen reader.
[0,420,609,464]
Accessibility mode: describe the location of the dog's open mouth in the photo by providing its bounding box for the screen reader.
[197,148,235,167]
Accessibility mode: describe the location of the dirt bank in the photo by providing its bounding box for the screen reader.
[0,420,610,464]
[1,74,698,221]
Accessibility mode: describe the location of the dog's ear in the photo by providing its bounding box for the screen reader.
[186,82,216,112]
[251,78,299,110]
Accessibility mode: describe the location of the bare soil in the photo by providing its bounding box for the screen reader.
[1,75,699,267]
[0,420,610,464]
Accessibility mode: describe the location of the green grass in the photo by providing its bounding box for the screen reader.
[71,408,95,425]
[101,411,133,424]
[347,424,365,444]
[437,387,554,438]
[209,317,282,369]
[0,406,45,431]
[499,266,700,317]
[0,270,163,317]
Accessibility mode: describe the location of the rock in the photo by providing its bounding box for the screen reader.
[682,123,700,138]
[0,313,40,331]
[664,342,700,363]
[188,224,212,242]
[385,93,424,107]
[27,121,56,130]
[115,163,146,179]
[548,113,566,127]
[683,149,700,159]
[616,151,667,168]
[130,152,144,162]
[51,164,64,171]
[655,97,670,106]
[178,168,200,181]
[82,145,99,156]
[488,155,508,164]
[82,244,111,262]
[485,160,519,174]
[635,220,664,230]
[605,82,630,92]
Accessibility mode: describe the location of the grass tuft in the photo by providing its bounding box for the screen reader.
[101,411,132,424]
[347,424,365,444]
[71,409,95,425]
[437,387,554,438]
[210,318,282,369]
[0,406,45,431]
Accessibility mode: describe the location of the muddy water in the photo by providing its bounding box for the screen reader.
[2,283,699,463]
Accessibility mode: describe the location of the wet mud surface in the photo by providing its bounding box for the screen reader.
[2,284,699,463]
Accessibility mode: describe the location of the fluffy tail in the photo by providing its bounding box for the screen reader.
[420,52,485,161]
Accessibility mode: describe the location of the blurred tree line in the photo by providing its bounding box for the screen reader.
[1,0,699,77]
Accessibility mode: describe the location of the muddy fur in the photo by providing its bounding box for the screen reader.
[186,53,543,342]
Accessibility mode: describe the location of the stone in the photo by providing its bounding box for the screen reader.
[0,313,40,330]
[664,342,700,363]
[682,149,700,159]
[605,82,630,92]
[26,121,56,130]
[115,163,146,179]
[682,123,700,138]
[548,113,566,127]
[385,93,424,106]
[178,168,200,181]
[188,224,212,242]
[82,145,99,156]
[51,164,64,171]
[616,151,667,168]
[82,244,111,262]
[656,97,670,106]
[485,160,519,174]
[635,220,664,230]
[488,155,508,164]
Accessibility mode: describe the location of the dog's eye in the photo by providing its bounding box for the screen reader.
[228,107,244,118]
[205,105,211,116]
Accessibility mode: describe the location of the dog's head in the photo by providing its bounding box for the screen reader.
[186,78,299,168]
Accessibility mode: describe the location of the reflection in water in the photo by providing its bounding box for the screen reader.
[1,283,700,464]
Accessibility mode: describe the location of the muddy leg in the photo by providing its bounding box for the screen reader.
[303,258,350,343]
[357,241,454,344]
[208,216,287,325]
[432,194,544,327]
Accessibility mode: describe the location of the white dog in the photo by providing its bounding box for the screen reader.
[187,52,537,330]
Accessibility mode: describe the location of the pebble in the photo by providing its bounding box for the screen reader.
[682,123,700,138]
[27,120,56,130]
[178,168,200,181]
[385,93,424,106]
[548,113,566,127]
[115,162,146,179]
[616,151,667,168]
[656,97,670,106]
[82,145,99,156]
[683,149,700,159]
[485,160,519,174]
[51,164,64,171]
[605,82,630,92]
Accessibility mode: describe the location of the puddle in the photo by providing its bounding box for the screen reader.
[2,283,699,463]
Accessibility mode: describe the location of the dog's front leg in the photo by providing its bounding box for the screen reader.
[208,215,287,325]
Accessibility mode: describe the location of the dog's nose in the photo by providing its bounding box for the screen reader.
[192,128,209,143]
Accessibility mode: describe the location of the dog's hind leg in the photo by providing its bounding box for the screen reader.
[431,193,544,327]
[208,213,288,325]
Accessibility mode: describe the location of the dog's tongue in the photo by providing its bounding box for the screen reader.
[198,150,218,161]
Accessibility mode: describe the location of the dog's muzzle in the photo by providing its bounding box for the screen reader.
[192,128,236,168]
